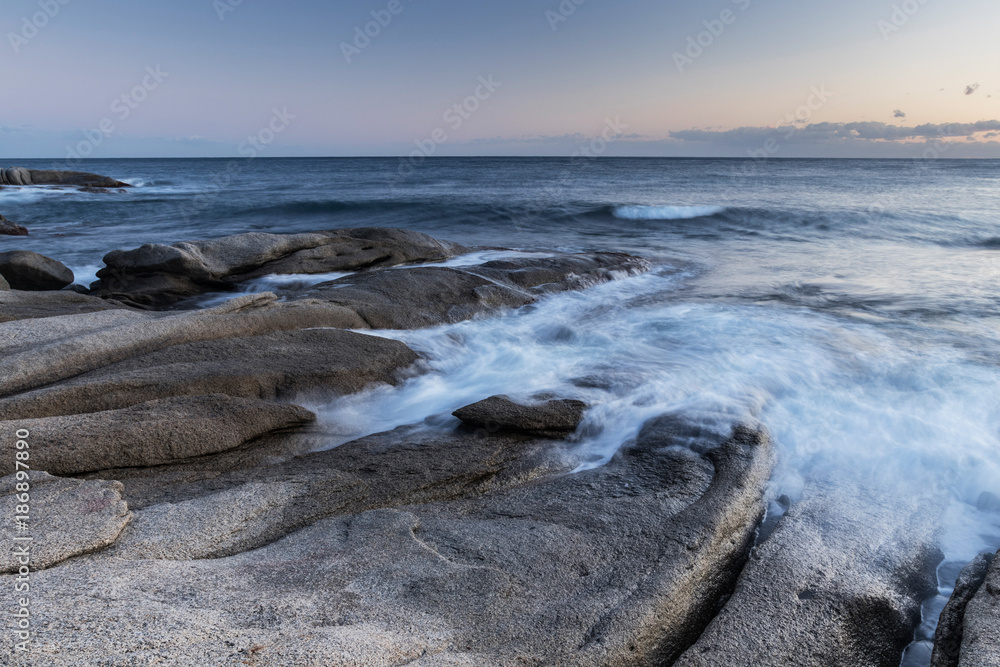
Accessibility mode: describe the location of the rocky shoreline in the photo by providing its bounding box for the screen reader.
[1,205,998,664]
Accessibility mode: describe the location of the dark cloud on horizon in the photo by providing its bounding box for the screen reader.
[671,120,1000,144]
[966,84,981,95]
[893,110,907,119]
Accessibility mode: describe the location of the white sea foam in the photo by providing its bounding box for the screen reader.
[613,205,727,220]
[315,267,1000,558]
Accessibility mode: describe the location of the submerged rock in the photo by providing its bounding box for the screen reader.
[931,553,994,667]
[956,549,1000,666]
[90,227,466,308]
[453,394,587,438]
[0,395,316,476]
[0,250,74,291]
[674,478,944,667]
[976,491,1000,514]
[0,473,130,573]
[0,213,29,236]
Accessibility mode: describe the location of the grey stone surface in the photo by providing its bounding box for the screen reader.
[674,479,944,667]
[453,395,587,438]
[0,421,773,666]
[0,290,130,323]
[0,327,419,421]
[304,252,650,330]
[0,293,366,400]
[958,549,1000,666]
[932,553,994,667]
[0,395,316,476]
[0,273,8,290]
[0,250,74,291]
[91,227,466,307]
[0,472,130,573]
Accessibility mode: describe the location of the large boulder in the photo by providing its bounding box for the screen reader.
[0,326,419,420]
[90,227,467,308]
[0,168,131,188]
[0,395,316,476]
[453,395,587,438]
[931,553,994,667]
[0,167,32,186]
[0,213,28,236]
[956,549,1000,666]
[0,250,74,290]
[0,473,130,573]
[0,293,367,400]
[674,478,944,667]
[0,419,774,665]
[304,252,650,329]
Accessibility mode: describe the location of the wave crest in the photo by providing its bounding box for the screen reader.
[612,205,727,220]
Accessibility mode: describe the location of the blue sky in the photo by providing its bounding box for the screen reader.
[1,0,998,157]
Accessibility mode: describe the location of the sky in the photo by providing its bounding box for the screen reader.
[1,0,998,158]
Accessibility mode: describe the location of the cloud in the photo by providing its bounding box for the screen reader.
[893,110,907,119]
[670,120,1000,144]
[966,83,980,95]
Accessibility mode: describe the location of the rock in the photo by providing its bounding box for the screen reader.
[0,473,130,573]
[931,553,994,667]
[0,293,368,400]
[102,424,573,558]
[674,478,944,667]
[0,290,133,323]
[0,213,29,236]
[0,326,419,420]
[0,274,8,290]
[0,166,131,188]
[957,549,1000,666]
[304,252,649,329]
[0,250,74,290]
[0,421,773,665]
[0,395,316,476]
[453,395,587,438]
[90,227,467,308]
[0,167,32,186]
[977,491,1000,514]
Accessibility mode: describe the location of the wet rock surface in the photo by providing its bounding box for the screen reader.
[453,395,587,437]
[90,227,466,308]
[675,478,944,667]
[0,250,74,291]
[0,213,29,236]
[957,549,1000,666]
[932,553,994,667]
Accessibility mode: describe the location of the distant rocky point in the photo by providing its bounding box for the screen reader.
[0,167,131,189]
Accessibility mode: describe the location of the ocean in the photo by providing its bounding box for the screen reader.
[2,156,999,662]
